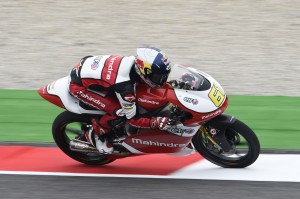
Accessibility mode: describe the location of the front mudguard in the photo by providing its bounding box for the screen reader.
[204,114,237,152]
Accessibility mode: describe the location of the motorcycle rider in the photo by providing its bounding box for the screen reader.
[69,47,174,154]
[169,72,196,90]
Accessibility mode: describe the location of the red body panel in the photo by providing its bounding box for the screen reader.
[124,129,192,153]
[135,84,169,111]
[136,84,228,125]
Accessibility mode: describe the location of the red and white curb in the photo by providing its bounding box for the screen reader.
[0,146,299,182]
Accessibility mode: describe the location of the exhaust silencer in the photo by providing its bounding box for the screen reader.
[69,139,99,153]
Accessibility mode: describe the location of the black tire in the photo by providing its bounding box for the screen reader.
[192,119,260,168]
[52,111,115,165]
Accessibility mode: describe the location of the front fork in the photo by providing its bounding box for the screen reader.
[200,114,237,152]
[199,126,223,151]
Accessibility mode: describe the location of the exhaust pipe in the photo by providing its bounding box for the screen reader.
[70,139,132,156]
[69,139,100,153]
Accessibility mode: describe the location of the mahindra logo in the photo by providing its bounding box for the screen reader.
[78,91,105,108]
[202,109,221,119]
[132,138,186,148]
[138,98,159,105]
[106,56,117,80]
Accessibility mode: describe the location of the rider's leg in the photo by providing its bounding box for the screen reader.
[69,82,122,153]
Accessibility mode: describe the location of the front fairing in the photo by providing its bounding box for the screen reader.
[167,64,228,123]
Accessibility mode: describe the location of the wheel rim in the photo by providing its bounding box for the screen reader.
[199,127,252,162]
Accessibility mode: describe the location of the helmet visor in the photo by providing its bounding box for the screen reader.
[149,72,170,86]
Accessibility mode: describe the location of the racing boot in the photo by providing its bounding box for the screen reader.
[85,125,114,154]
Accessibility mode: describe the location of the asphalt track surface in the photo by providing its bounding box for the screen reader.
[0,143,300,199]
[0,174,299,199]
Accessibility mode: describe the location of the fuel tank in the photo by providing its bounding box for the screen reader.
[135,84,169,111]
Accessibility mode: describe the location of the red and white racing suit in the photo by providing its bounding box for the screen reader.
[69,55,158,133]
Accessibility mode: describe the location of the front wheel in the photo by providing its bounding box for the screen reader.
[52,111,115,165]
[192,119,260,168]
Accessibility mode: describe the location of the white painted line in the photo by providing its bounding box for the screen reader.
[0,171,175,179]
[171,154,300,182]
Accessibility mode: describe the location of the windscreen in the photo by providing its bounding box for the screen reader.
[168,64,211,91]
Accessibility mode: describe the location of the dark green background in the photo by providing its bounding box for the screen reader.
[0,90,299,149]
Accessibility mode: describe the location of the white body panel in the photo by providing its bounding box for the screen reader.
[174,89,216,113]
[115,56,135,83]
[46,76,106,115]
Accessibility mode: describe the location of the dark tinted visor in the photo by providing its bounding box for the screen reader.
[149,73,170,86]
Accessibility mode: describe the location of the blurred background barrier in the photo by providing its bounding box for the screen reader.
[0,0,299,95]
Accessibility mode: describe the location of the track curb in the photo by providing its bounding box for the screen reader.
[1,141,300,154]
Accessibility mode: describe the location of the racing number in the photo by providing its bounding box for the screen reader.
[208,84,225,107]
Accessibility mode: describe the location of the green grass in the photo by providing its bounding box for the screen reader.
[0,90,299,149]
[226,96,300,149]
[0,90,62,142]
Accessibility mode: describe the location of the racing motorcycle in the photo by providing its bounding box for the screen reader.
[38,64,260,168]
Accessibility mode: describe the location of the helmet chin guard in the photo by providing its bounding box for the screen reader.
[134,64,160,88]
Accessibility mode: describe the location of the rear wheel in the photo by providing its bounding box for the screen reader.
[52,111,115,165]
[192,119,260,168]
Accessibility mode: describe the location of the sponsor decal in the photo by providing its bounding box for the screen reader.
[42,86,46,94]
[78,91,105,108]
[162,54,170,66]
[124,94,136,102]
[137,59,152,76]
[47,81,57,91]
[136,59,144,70]
[73,62,81,76]
[201,109,222,120]
[106,56,117,80]
[150,119,157,129]
[50,81,56,89]
[183,97,198,105]
[168,127,195,136]
[208,84,226,107]
[138,98,159,105]
[121,102,134,110]
[132,138,186,148]
[122,103,134,107]
[115,109,125,116]
[91,58,100,70]
[99,128,106,135]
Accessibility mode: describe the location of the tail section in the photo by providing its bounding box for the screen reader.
[38,76,106,115]
[38,85,65,109]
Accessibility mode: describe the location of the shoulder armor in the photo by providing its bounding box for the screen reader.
[115,56,135,84]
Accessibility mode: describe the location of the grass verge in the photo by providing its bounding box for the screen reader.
[0,89,299,149]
